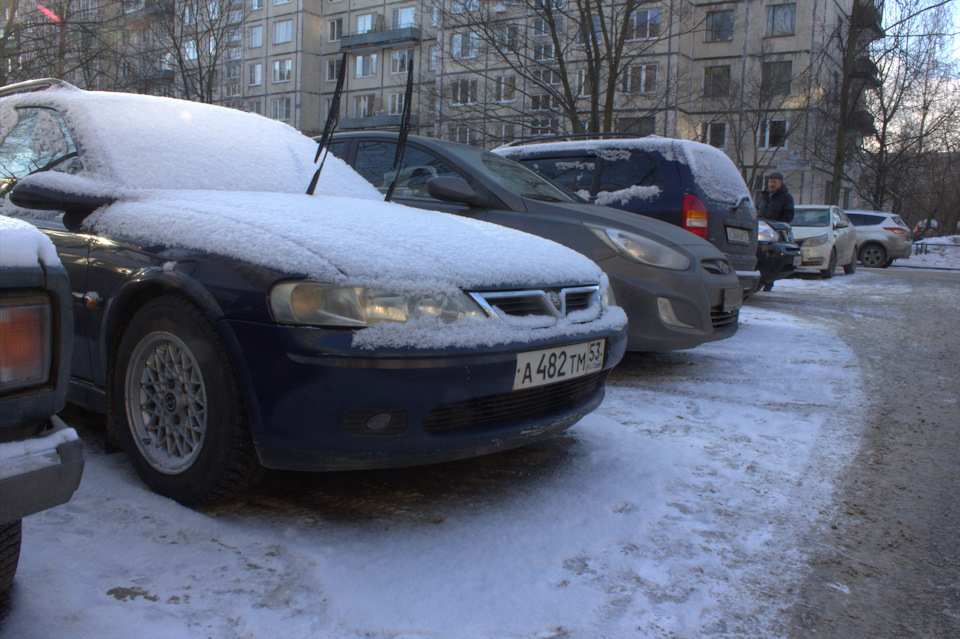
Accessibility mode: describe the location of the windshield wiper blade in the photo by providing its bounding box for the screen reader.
[307,52,348,196]
[384,63,415,203]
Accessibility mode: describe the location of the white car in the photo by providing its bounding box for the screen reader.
[845,210,913,268]
[791,205,858,278]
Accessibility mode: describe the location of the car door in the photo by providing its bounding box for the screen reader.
[832,207,856,262]
[0,106,96,382]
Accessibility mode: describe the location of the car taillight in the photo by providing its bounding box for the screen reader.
[0,298,52,392]
[883,227,906,234]
[682,194,709,240]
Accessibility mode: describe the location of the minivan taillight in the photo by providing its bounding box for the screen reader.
[682,194,709,239]
[0,298,52,392]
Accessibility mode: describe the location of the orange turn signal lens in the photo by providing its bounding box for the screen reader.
[0,301,52,392]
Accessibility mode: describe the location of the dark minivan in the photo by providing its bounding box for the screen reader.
[495,137,759,292]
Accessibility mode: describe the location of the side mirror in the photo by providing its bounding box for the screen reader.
[426,176,495,208]
[10,176,115,231]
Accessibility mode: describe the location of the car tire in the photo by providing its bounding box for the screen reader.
[881,259,894,268]
[821,249,837,279]
[843,252,857,275]
[859,243,887,268]
[0,519,21,594]
[114,296,262,505]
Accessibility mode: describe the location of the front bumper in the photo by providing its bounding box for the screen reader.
[223,320,627,471]
[797,241,832,270]
[600,255,740,352]
[757,241,802,284]
[0,416,84,524]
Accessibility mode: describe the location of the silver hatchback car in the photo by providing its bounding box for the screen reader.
[845,210,913,268]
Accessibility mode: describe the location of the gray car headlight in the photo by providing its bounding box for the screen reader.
[270,282,489,327]
[757,220,778,242]
[588,225,691,271]
[804,234,829,247]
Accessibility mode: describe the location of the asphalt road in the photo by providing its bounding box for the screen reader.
[751,268,960,637]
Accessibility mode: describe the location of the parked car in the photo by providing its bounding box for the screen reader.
[493,137,760,293]
[844,210,912,268]
[0,215,84,594]
[756,220,801,290]
[0,79,626,505]
[790,205,858,278]
[912,219,938,241]
[329,131,744,353]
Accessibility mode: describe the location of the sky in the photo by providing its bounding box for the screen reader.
[4,246,957,639]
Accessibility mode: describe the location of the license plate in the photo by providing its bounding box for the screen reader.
[514,340,605,390]
[793,255,802,266]
[723,287,742,311]
[726,227,750,245]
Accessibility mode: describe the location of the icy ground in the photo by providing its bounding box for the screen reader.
[3,293,869,639]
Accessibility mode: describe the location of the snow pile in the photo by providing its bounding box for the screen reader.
[902,235,960,269]
[0,214,60,267]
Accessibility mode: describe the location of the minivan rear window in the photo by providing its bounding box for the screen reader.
[598,150,663,193]
[517,156,596,194]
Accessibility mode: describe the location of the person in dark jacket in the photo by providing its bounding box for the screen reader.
[757,172,794,223]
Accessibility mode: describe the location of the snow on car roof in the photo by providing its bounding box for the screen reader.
[0,214,59,268]
[2,86,380,198]
[495,137,751,205]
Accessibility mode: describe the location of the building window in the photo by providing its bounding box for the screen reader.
[356,14,378,35]
[249,99,262,114]
[273,58,292,82]
[448,125,478,145]
[628,9,660,41]
[273,20,293,44]
[451,32,479,60]
[533,68,560,86]
[271,97,291,120]
[761,60,793,95]
[355,94,376,117]
[699,121,726,148]
[429,45,438,71]
[225,64,241,81]
[249,25,262,48]
[623,63,658,94]
[759,119,787,148]
[496,24,518,50]
[533,17,562,36]
[767,4,796,36]
[703,65,731,97]
[618,116,656,136]
[531,94,554,111]
[450,0,480,15]
[184,40,198,60]
[274,0,290,5]
[326,58,341,82]
[494,74,516,102]
[530,118,558,136]
[393,6,415,29]
[228,28,242,42]
[389,92,405,115]
[496,123,516,145]
[705,10,734,42]
[355,53,377,78]
[328,19,342,42]
[391,49,413,74]
[451,77,478,105]
[227,47,242,61]
[533,43,553,61]
[250,0,261,9]
[577,69,592,97]
[249,62,262,86]
[224,82,241,97]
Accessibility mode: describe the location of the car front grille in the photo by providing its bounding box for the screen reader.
[422,372,605,432]
[470,286,601,327]
[700,259,733,275]
[711,306,739,330]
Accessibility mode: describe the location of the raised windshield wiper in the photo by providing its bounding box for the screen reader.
[383,63,415,203]
[306,52,347,196]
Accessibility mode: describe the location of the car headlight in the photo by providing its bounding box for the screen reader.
[587,225,691,271]
[270,282,488,327]
[757,221,778,242]
[804,234,829,247]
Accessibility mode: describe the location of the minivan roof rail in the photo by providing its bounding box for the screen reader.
[0,78,78,99]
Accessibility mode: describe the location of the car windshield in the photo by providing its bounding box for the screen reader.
[441,144,581,203]
[792,208,831,227]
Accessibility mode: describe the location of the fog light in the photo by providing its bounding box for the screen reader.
[342,409,408,436]
[657,297,696,329]
[366,413,393,431]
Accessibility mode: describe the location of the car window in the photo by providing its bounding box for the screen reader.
[792,208,830,227]
[353,140,457,200]
[598,150,663,193]
[441,143,580,203]
[326,140,348,159]
[846,213,884,226]
[0,107,81,195]
[517,156,596,195]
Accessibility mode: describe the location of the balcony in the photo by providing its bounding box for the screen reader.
[852,56,881,88]
[339,113,419,130]
[854,0,885,41]
[339,26,422,52]
[848,109,877,136]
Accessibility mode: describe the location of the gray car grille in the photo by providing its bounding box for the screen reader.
[470,286,601,327]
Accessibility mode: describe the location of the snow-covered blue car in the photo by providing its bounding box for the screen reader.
[0,80,626,505]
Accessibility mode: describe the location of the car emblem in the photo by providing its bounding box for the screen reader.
[548,291,563,313]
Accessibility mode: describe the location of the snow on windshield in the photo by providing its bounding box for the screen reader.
[2,87,379,198]
[0,214,60,267]
[495,137,751,205]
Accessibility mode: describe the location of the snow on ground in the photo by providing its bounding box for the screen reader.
[900,235,960,270]
[4,297,866,639]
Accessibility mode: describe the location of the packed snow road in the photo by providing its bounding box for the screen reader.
[1,268,957,638]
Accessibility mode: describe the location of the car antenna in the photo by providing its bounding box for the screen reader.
[307,52,348,196]
[383,63,415,203]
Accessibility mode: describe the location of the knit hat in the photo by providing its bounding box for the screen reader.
[768,172,784,180]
